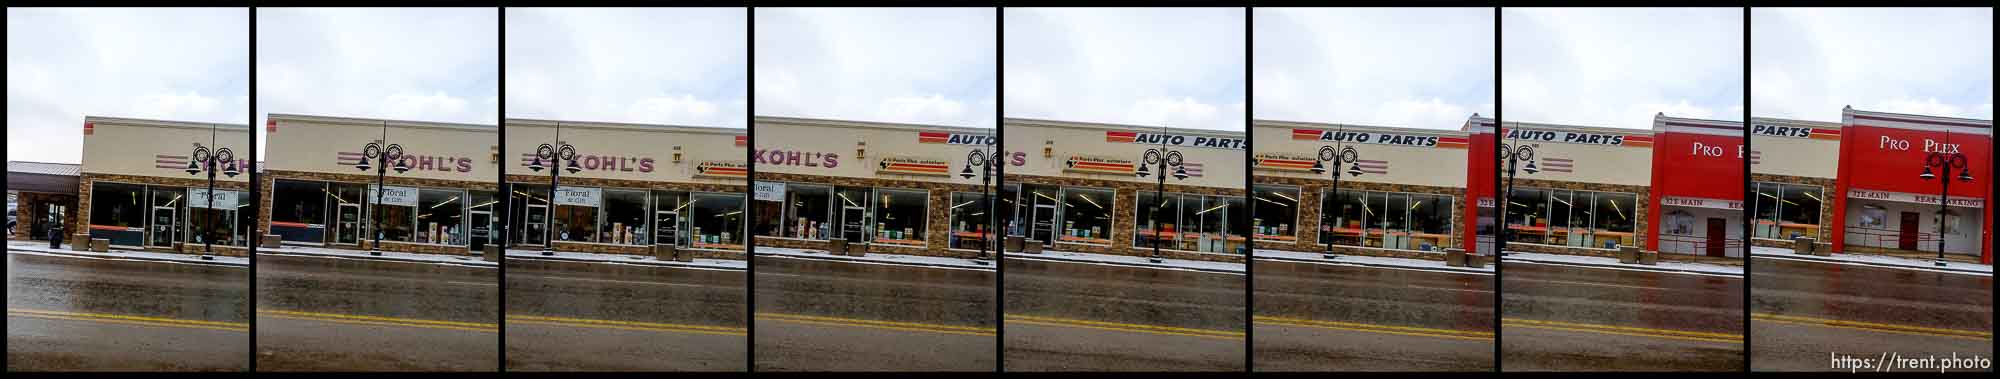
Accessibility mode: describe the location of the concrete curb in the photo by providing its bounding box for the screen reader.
[757,251,995,271]
[7,247,248,267]
[1004,252,1245,274]
[1750,252,1991,276]
[258,250,497,268]
[1253,255,1492,275]
[1501,255,1744,277]
[505,251,746,271]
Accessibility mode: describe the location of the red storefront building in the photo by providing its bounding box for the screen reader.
[1829,107,1992,264]
[1647,114,1746,257]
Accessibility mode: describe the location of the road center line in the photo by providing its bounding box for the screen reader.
[507,314,746,336]
[1503,318,1742,344]
[7,308,248,332]
[1006,314,1244,340]
[258,309,498,333]
[757,312,996,337]
[1752,313,1991,341]
[1254,315,1493,341]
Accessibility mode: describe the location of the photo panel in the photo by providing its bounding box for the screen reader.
[500,7,750,372]
[1497,7,1746,372]
[1748,7,1993,372]
[1001,7,1248,372]
[1248,7,1497,372]
[750,7,999,372]
[252,8,500,372]
[7,8,251,372]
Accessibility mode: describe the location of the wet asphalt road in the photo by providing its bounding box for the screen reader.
[1003,257,1245,372]
[1750,256,1993,372]
[1252,258,1494,371]
[753,255,996,372]
[254,253,498,371]
[1500,261,1744,372]
[504,258,746,371]
[7,251,248,372]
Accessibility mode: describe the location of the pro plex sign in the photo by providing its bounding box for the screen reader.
[1841,125,1990,197]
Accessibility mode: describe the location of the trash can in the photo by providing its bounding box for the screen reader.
[47,224,63,249]
[1445,248,1467,267]
[1638,250,1659,266]
[1618,246,1640,264]
[1792,236,1815,255]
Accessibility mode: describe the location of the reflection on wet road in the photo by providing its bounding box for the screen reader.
[1500,261,1743,372]
[1751,256,1992,372]
[1252,258,1493,371]
[1003,257,1244,372]
[253,254,497,372]
[7,252,248,371]
[753,256,995,372]
[505,258,745,371]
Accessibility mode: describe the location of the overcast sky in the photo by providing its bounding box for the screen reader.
[755,8,995,128]
[1503,8,1744,129]
[1753,8,1992,122]
[1006,8,1246,131]
[257,8,498,159]
[508,8,745,128]
[1255,8,1493,130]
[7,8,247,164]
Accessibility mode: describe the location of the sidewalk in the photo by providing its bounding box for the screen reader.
[756,247,995,271]
[505,248,745,271]
[7,240,248,267]
[260,244,496,268]
[1502,251,1744,277]
[1253,249,1493,274]
[1749,246,1991,276]
[1006,249,1245,274]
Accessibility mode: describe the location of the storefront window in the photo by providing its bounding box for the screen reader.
[600,189,648,245]
[510,184,551,245]
[415,188,464,245]
[1506,187,1550,244]
[270,180,327,243]
[1058,187,1113,245]
[1320,189,1367,246]
[1505,186,1635,249]
[772,184,832,240]
[1134,191,1183,250]
[187,188,245,247]
[1409,194,1454,251]
[652,191,691,246]
[1251,185,1300,242]
[1752,182,1823,240]
[88,182,147,246]
[369,188,415,243]
[553,187,598,243]
[688,192,744,250]
[1590,192,1637,248]
[1192,195,1245,254]
[948,192,990,250]
[872,188,928,247]
[148,185,185,247]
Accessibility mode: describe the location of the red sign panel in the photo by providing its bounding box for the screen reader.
[1650,131,1745,201]
[1837,125,1990,198]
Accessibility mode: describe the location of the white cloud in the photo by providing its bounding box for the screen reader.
[1254,8,1494,130]
[1503,8,1744,129]
[1752,8,1992,122]
[754,8,994,128]
[256,8,499,159]
[1004,8,1245,131]
[506,8,746,128]
[7,8,248,164]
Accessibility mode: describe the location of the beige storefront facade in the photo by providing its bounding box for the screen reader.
[78,116,253,256]
[1251,117,1482,260]
[1499,120,1656,258]
[505,119,747,259]
[1002,118,1247,263]
[1748,116,1842,250]
[752,116,997,258]
[259,114,498,256]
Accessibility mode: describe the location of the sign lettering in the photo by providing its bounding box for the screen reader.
[754,149,840,169]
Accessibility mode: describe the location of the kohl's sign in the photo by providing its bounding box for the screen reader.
[1504,129,1627,146]
[756,149,840,168]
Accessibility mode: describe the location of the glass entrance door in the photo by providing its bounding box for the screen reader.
[150,206,177,247]
[1031,204,1057,247]
[524,204,548,246]
[469,210,493,247]
[334,203,362,245]
[655,211,681,246]
[840,206,867,243]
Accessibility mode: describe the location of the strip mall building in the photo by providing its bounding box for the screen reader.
[1002,118,1247,262]
[751,117,997,258]
[76,116,253,255]
[1753,107,1991,264]
[1501,114,1745,259]
[259,114,499,256]
[504,119,747,258]
[1250,116,1492,259]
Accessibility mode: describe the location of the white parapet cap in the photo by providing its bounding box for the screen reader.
[1844,106,1992,135]
[84,115,249,131]
[756,115,993,135]
[1253,119,1472,138]
[506,118,744,136]
[267,113,496,132]
[1003,117,1243,138]
[1464,114,1497,134]
[1653,113,1744,137]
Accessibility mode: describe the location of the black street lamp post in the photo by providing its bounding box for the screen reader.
[1918,133,1973,267]
[1498,138,1539,257]
[960,145,1001,265]
[528,122,581,256]
[1312,143,1362,260]
[184,139,239,260]
[1136,146,1188,264]
[354,129,409,256]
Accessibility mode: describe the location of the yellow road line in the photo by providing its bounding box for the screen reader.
[1255,315,1492,341]
[1753,313,1991,341]
[258,309,497,333]
[757,313,996,337]
[7,309,247,332]
[1503,318,1741,344]
[506,314,746,336]
[1006,314,1244,340]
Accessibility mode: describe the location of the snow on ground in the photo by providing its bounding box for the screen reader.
[505,248,745,271]
[1750,245,1990,276]
[1254,249,1493,274]
[262,244,496,268]
[1007,249,1245,274]
[7,240,248,266]
[1502,251,1744,277]
[756,246,994,271]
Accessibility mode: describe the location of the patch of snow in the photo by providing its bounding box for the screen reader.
[504,248,745,271]
[756,247,995,271]
[1750,246,1990,276]
[260,244,496,268]
[1254,249,1493,275]
[7,240,248,267]
[1007,249,1245,275]
[1502,251,1743,277]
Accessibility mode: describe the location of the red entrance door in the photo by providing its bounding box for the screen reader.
[1898,212,1921,250]
[1705,218,1727,257]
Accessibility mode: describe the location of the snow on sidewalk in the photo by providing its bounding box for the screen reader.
[7,240,248,266]
[505,248,745,271]
[261,244,496,268]
[1253,249,1493,274]
[757,246,994,271]
[1750,246,1991,276]
[1007,249,1245,274]
[1503,251,1743,277]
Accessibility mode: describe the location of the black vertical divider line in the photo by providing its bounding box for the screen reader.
[1491,5,1504,373]
[1241,5,1254,373]
[744,6,757,373]
[993,5,1006,374]
[245,6,258,373]
[1740,6,1753,372]
[495,5,508,373]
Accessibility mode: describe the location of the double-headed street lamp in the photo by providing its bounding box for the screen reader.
[184,141,239,260]
[961,145,1001,265]
[1498,140,1538,256]
[1917,134,1974,267]
[1136,146,1189,264]
[1312,144,1362,260]
[355,133,410,256]
[528,124,581,256]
